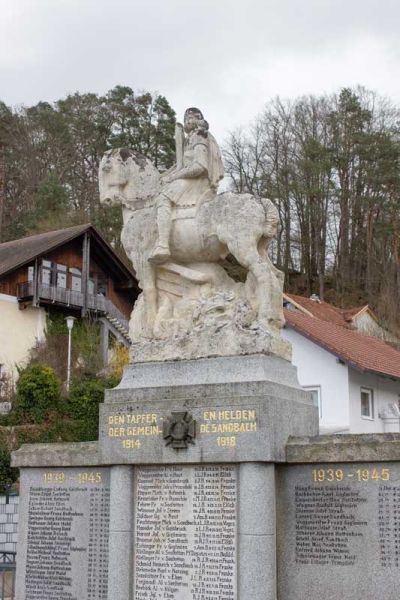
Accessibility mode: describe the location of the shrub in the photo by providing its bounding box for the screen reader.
[67,377,115,441]
[0,448,19,492]
[31,313,103,381]
[108,343,129,380]
[15,364,61,423]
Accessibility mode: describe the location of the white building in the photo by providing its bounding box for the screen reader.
[0,294,46,392]
[282,294,400,434]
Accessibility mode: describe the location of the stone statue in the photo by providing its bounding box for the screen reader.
[99,108,290,362]
[149,107,224,264]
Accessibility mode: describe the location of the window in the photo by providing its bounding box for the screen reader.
[361,387,374,419]
[304,386,322,418]
[88,273,108,297]
[97,279,107,296]
[27,266,34,282]
[70,268,82,292]
[56,264,67,288]
[41,260,51,285]
[88,278,95,295]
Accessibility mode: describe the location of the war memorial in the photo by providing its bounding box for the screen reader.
[12,108,400,599]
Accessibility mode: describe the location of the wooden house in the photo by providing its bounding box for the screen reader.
[0,224,139,384]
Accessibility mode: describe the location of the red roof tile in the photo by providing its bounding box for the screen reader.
[284,293,350,327]
[284,309,400,380]
[284,293,373,328]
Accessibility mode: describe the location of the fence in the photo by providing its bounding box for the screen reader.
[0,553,15,600]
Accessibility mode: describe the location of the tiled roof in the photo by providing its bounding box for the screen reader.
[0,224,136,280]
[284,308,400,380]
[284,293,371,327]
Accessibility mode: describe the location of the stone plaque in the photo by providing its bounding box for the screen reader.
[134,464,237,600]
[100,400,264,463]
[16,467,110,600]
[277,462,400,599]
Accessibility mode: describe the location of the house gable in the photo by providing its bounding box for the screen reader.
[0,225,140,381]
[284,303,400,434]
[0,225,139,321]
[284,293,399,346]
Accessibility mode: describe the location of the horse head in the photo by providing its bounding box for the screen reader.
[99,148,160,211]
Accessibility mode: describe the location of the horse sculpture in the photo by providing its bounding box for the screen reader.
[99,148,285,348]
[98,105,288,362]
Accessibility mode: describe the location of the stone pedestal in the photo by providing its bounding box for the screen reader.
[12,354,318,600]
[100,355,317,465]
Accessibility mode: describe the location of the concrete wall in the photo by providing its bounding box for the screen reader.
[280,434,400,600]
[348,368,400,433]
[282,327,350,433]
[0,294,46,381]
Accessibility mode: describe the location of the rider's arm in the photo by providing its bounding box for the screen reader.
[161,164,177,178]
[168,142,208,181]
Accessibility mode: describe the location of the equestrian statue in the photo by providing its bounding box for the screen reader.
[99,107,290,362]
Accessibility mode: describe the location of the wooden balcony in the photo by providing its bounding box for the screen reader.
[17,282,130,335]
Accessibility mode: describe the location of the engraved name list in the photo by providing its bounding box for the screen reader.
[134,464,237,600]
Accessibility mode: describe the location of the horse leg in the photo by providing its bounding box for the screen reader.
[131,256,158,338]
[142,263,159,337]
[227,238,284,332]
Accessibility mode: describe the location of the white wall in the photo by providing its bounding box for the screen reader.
[348,368,400,433]
[0,294,46,382]
[282,327,350,433]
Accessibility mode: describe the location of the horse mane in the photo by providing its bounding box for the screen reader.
[107,147,149,169]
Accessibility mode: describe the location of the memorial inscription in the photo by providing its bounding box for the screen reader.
[16,467,110,600]
[377,484,400,568]
[134,464,237,600]
[278,462,400,599]
[103,404,259,459]
[294,485,367,567]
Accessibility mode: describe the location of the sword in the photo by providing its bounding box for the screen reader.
[175,123,184,170]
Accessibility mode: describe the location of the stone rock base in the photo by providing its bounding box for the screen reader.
[130,324,292,363]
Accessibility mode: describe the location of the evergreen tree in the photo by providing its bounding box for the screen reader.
[0,86,176,248]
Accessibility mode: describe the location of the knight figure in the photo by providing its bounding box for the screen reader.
[149,107,224,264]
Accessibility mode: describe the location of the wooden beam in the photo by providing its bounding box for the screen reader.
[32,258,39,307]
[81,233,90,317]
[114,280,136,290]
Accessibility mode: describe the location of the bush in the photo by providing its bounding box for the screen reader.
[0,448,19,492]
[108,343,129,380]
[15,365,61,423]
[31,313,103,381]
[67,377,116,440]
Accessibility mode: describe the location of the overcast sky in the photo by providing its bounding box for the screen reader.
[1,0,399,141]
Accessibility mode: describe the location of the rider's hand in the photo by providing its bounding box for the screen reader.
[162,171,180,184]
[161,167,177,184]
